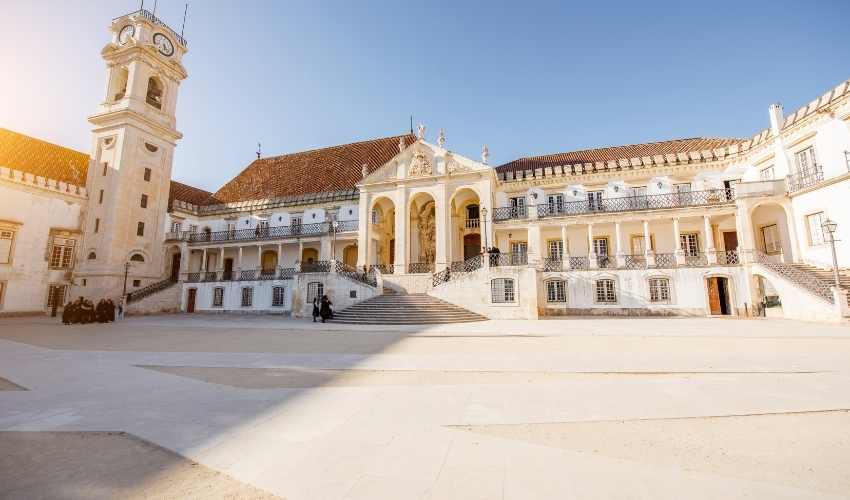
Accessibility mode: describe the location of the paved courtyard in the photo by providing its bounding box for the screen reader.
[0,315,849,499]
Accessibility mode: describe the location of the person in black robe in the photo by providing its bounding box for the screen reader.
[106,299,115,322]
[80,299,94,324]
[319,295,333,323]
[95,299,106,323]
[62,301,73,325]
[312,297,320,322]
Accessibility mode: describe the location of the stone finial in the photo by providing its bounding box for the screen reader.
[417,123,426,140]
[361,163,369,179]
[481,144,489,164]
[437,128,446,148]
[398,136,406,153]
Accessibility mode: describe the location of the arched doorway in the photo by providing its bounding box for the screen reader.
[451,187,482,263]
[302,248,319,264]
[750,202,794,262]
[166,245,181,281]
[343,244,358,267]
[370,196,396,268]
[409,192,436,272]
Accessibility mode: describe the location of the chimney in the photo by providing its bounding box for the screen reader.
[768,103,784,136]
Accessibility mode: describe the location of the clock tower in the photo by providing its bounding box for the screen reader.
[73,9,188,301]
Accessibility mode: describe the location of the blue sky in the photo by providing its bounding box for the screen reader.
[2,0,849,192]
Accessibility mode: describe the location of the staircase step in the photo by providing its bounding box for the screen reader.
[331,293,485,324]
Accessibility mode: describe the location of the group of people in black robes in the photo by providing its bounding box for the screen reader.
[312,295,333,323]
[62,297,117,325]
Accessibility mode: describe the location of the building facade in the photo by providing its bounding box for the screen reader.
[1,9,849,322]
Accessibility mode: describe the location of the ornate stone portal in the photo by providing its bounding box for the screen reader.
[417,203,436,263]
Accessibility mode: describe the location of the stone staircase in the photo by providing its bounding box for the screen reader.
[757,255,849,305]
[331,293,487,324]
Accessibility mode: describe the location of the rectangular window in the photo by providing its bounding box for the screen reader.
[795,147,817,176]
[631,235,654,254]
[510,241,528,255]
[509,196,526,217]
[648,278,671,303]
[143,167,151,181]
[595,279,617,303]
[132,279,141,287]
[241,287,253,307]
[291,216,302,227]
[679,233,700,256]
[631,186,647,197]
[46,284,67,308]
[189,224,198,234]
[0,230,14,264]
[94,218,100,233]
[98,189,104,204]
[136,222,145,236]
[807,212,826,246]
[140,194,148,208]
[547,240,563,260]
[226,222,236,237]
[587,191,604,211]
[49,237,76,269]
[491,278,515,303]
[592,237,609,256]
[170,221,181,233]
[547,194,564,214]
[307,282,323,303]
[212,287,224,307]
[760,166,775,180]
[761,224,781,254]
[546,280,566,303]
[675,183,693,204]
[272,286,285,307]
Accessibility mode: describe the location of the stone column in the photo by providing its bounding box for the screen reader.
[319,237,331,260]
[782,201,801,263]
[614,221,625,267]
[435,183,449,271]
[561,225,570,269]
[643,220,655,267]
[394,186,408,274]
[528,225,542,265]
[357,192,370,268]
[277,242,283,269]
[297,240,304,271]
[218,246,224,270]
[587,223,597,268]
[238,246,243,270]
[736,202,756,264]
[673,218,685,265]
[704,215,717,264]
[178,243,190,276]
[201,248,207,271]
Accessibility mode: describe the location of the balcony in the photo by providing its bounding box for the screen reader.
[787,165,824,193]
[464,218,480,228]
[493,189,735,222]
[168,220,358,246]
[183,267,297,283]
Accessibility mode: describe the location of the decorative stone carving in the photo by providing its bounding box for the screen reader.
[445,154,470,175]
[437,128,446,148]
[361,163,368,179]
[418,205,436,263]
[481,144,489,164]
[398,136,406,153]
[417,123,426,140]
[408,150,433,177]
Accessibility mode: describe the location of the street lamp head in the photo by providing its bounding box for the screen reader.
[822,218,838,234]
[481,206,488,217]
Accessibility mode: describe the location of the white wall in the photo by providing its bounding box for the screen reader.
[790,178,850,268]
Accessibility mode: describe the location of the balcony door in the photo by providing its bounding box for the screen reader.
[170,253,181,281]
[464,234,481,260]
[679,233,700,256]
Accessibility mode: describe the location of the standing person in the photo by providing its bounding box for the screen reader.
[319,295,333,323]
[117,297,124,320]
[106,298,116,322]
[62,301,73,325]
[311,297,320,323]
[95,299,106,323]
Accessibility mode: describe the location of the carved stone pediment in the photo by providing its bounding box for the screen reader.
[408,150,433,177]
[445,154,472,175]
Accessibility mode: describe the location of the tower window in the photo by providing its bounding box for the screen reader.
[94,218,100,233]
[136,222,145,236]
[102,163,108,176]
[87,252,96,260]
[144,168,151,181]
[146,77,163,109]
[98,190,104,204]
[140,194,148,208]
[130,253,145,262]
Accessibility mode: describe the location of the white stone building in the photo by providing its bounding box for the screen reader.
[1,8,849,323]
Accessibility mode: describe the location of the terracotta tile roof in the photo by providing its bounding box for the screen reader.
[495,137,743,175]
[0,127,90,185]
[213,134,416,203]
[168,180,220,208]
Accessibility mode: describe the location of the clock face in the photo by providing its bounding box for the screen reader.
[118,25,134,45]
[153,33,174,56]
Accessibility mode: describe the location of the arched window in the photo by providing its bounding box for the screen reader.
[87,251,97,260]
[130,253,145,262]
[545,279,566,303]
[112,67,129,101]
[146,77,163,109]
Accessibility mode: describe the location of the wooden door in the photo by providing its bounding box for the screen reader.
[223,258,233,281]
[186,288,196,313]
[170,253,181,281]
[723,231,738,250]
[707,278,722,315]
[464,234,481,260]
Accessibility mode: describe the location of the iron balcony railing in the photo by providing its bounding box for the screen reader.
[368,264,394,275]
[569,256,589,269]
[683,252,708,267]
[183,267,297,283]
[713,250,740,265]
[408,262,435,274]
[491,252,528,267]
[335,261,377,287]
[543,257,562,272]
[179,220,358,245]
[494,189,734,222]
[623,255,647,269]
[126,277,176,303]
[653,253,677,269]
[787,165,824,192]
[301,260,332,273]
[433,254,482,287]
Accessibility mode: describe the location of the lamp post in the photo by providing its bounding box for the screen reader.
[122,261,131,299]
[480,206,488,252]
[822,218,840,287]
